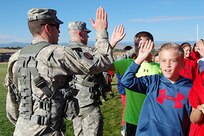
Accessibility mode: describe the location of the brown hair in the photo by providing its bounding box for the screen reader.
[180,42,191,49]
[134,31,154,46]
[28,20,55,36]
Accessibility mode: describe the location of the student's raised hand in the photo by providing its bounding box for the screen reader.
[134,40,154,65]
[196,39,204,58]
[110,25,126,48]
[90,7,108,31]
[197,104,204,114]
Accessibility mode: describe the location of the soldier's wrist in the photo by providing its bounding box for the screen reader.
[96,30,108,40]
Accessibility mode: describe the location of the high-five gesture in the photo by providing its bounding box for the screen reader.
[90,7,108,31]
[110,25,126,48]
[134,40,154,65]
[196,39,204,58]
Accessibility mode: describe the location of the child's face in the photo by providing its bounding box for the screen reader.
[183,45,191,58]
[194,45,199,52]
[134,36,149,52]
[135,36,152,60]
[154,56,159,63]
[159,49,184,83]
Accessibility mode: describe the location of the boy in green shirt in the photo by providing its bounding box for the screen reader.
[109,31,161,136]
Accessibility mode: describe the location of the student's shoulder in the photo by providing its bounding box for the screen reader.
[194,71,204,85]
[179,77,193,88]
[149,62,160,67]
[191,72,204,94]
[144,73,161,81]
[113,58,133,64]
[187,57,197,65]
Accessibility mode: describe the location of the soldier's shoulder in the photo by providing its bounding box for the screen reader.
[47,44,78,56]
[36,44,65,59]
[44,44,67,52]
[8,49,21,62]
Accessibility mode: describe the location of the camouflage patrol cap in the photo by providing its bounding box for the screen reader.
[68,21,91,33]
[28,8,63,24]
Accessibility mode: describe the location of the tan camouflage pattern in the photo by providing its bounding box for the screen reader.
[68,38,106,136]
[114,47,136,61]
[5,30,112,136]
[73,106,103,136]
[68,21,91,33]
[28,8,63,24]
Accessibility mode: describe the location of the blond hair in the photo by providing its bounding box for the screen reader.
[159,43,184,58]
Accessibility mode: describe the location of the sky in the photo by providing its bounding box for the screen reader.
[0,0,204,45]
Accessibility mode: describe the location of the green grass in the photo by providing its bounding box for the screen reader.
[0,63,122,136]
[0,63,15,136]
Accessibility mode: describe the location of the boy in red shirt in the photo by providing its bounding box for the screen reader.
[189,39,204,136]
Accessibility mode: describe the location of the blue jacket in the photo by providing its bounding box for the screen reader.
[121,62,192,136]
[116,73,126,94]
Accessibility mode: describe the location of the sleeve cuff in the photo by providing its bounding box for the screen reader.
[96,30,108,40]
[198,58,204,72]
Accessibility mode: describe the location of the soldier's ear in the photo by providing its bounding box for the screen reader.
[40,24,50,37]
[43,24,52,34]
[44,24,49,31]
[78,31,83,37]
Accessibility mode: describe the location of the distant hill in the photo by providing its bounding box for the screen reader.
[0,42,30,48]
[0,41,196,49]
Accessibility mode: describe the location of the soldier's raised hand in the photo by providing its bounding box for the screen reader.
[90,7,108,31]
[110,25,126,48]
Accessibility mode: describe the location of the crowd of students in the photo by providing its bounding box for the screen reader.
[5,5,204,136]
[110,30,204,136]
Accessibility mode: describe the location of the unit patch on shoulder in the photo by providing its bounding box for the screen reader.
[83,52,93,60]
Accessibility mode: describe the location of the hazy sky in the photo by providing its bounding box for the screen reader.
[0,0,204,44]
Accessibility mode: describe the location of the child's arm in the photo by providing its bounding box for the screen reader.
[121,40,154,92]
[190,104,204,123]
[196,39,204,72]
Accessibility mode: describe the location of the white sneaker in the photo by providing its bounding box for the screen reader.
[121,129,125,136]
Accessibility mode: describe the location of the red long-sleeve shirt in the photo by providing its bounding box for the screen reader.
[189,71,204,136]
[179,57,198,81]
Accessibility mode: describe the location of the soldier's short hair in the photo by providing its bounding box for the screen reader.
[27,8,63,36]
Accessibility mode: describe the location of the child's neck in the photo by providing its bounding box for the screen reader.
[168,75,181,84]
[143,58,152,63]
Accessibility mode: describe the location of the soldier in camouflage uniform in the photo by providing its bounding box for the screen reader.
[5,7,116,136]
[68,22,126,136]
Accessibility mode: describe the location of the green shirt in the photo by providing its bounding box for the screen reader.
[114,59,161,125]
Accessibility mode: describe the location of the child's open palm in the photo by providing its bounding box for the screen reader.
[135,40,154,64]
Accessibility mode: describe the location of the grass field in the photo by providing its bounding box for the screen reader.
[0,63,122,136]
